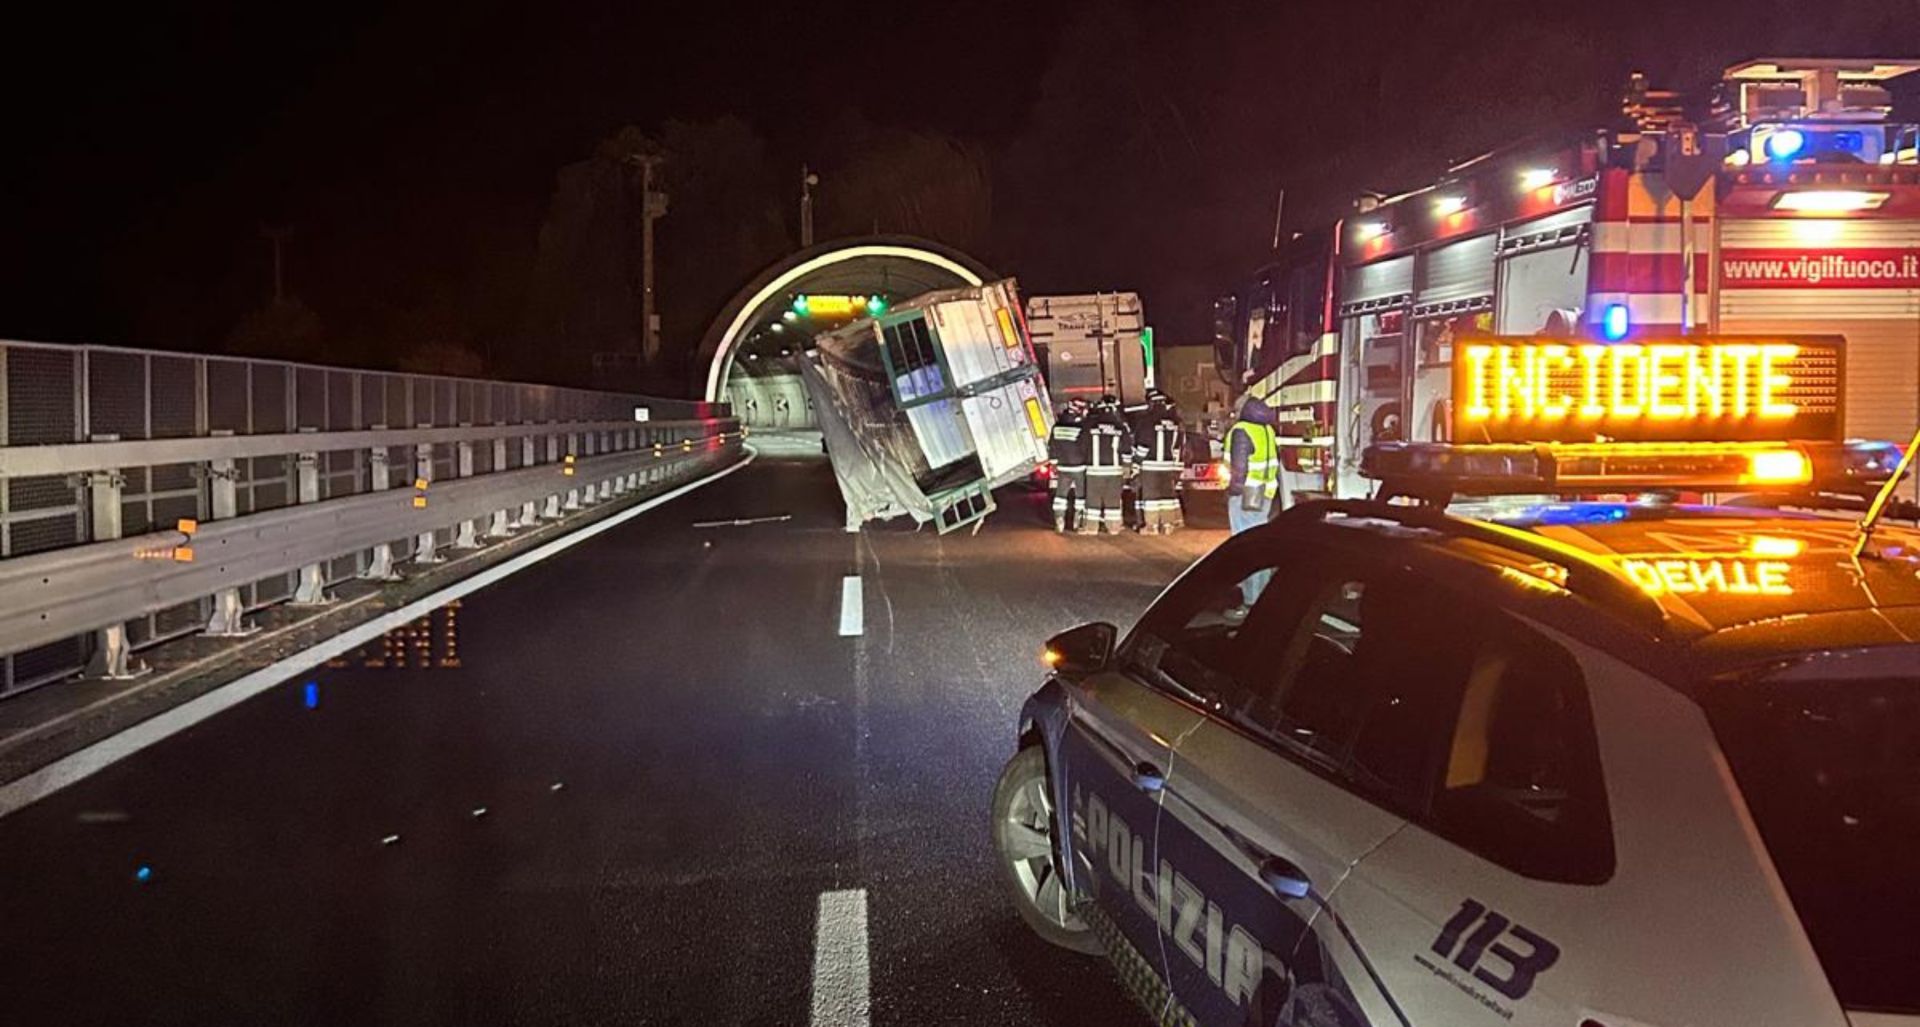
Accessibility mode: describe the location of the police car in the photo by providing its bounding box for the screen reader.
[990,355,1920,1026]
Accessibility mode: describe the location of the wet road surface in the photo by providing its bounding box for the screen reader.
[0,450,1225,1026]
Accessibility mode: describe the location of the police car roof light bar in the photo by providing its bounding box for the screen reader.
[1360,441,1833,498]
[1279,499,1668,635]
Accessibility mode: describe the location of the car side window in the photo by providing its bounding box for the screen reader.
[1124,536,1306,713]
[1427,619,1613,883]
[1249,566,1467,800]
[1232,566,1614,882]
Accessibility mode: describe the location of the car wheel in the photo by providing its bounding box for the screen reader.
[991,745,1101,954]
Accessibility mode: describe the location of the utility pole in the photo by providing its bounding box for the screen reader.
[626,153,669,366]
[801,165,819,248]
[261,225,292,303]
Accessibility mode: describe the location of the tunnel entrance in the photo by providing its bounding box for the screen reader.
[696,236,994,428]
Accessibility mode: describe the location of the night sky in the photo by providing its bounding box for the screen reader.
[2,1,1914,390]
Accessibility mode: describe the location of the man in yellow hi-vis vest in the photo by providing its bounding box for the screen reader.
[1224,395,1284,613]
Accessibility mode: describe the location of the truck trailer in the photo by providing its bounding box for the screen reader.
[800,279,1054,533]
[1025,292,1150,405]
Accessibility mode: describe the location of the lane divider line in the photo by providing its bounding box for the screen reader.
[810,888,870,1027]
[837,576,863,637]
[0,448,757,820]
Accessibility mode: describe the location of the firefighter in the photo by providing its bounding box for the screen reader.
[1129,389,1185,534]
[1081,393,1133,535]
[1224,394,1283,614]
[1046,397,1091,532]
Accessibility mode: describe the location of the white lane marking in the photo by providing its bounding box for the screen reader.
[0,448,757,820]
[810,888,870,1027]
[838,576,863,637]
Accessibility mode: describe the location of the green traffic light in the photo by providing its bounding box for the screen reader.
[792,295,810,316]
[866,295,887,316]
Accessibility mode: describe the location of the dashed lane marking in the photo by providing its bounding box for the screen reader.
[838,576,863,637]
[810,888,870,1027]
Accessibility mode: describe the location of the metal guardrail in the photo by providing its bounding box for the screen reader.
[0,339,736,695]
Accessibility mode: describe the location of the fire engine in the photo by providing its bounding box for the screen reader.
[1213,57,1920,501]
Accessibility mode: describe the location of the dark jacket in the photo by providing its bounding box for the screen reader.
[1129,400,1184,467]
[1047,407,1089,467]
[1083,406,1133,470]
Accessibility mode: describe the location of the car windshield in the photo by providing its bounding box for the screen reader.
[1702,670,1920,1013]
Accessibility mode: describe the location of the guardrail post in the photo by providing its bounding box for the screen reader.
[204,447,258,636]
[541,433,562,519]
[453,436,481,549]
[562,433,583,511]
[291,434,331,605]
[413,441,440,564]
[82,445,149,679]
[516,435,538,527]
[595,431,614,501]
[487,437,512,537]
[633,427,646,491]
[362,444,400,581]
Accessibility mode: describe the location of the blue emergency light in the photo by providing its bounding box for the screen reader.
[1765,128,1806,161]
[1601,303,1631,341]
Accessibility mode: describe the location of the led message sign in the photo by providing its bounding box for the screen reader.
[1454,337,1843,443]
[1619,558,1794,597]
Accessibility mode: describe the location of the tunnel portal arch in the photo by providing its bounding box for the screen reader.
[698,236,994,413]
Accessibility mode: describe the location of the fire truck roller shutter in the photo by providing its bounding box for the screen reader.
[1411,233,1498,442]
[1494,205,1595,334]
[1337,254,1415,482]
[1719,217,1920,445]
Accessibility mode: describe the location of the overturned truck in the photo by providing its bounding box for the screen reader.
[799,280,1054,533]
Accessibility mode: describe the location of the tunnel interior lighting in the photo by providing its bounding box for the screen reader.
[1601,303,1631,341]
[1519,168,1557,190]
[1772,190,1890,213]
[1764,128,1806,160]
[1433,194,1467,216]
[1357,221,1388,241]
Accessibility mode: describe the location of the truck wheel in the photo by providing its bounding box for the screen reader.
[991,745,1101,954]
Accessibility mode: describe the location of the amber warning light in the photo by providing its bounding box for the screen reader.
[1453,336,1843,443]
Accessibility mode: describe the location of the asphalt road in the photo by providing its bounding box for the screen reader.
[0,448,1225,1026]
